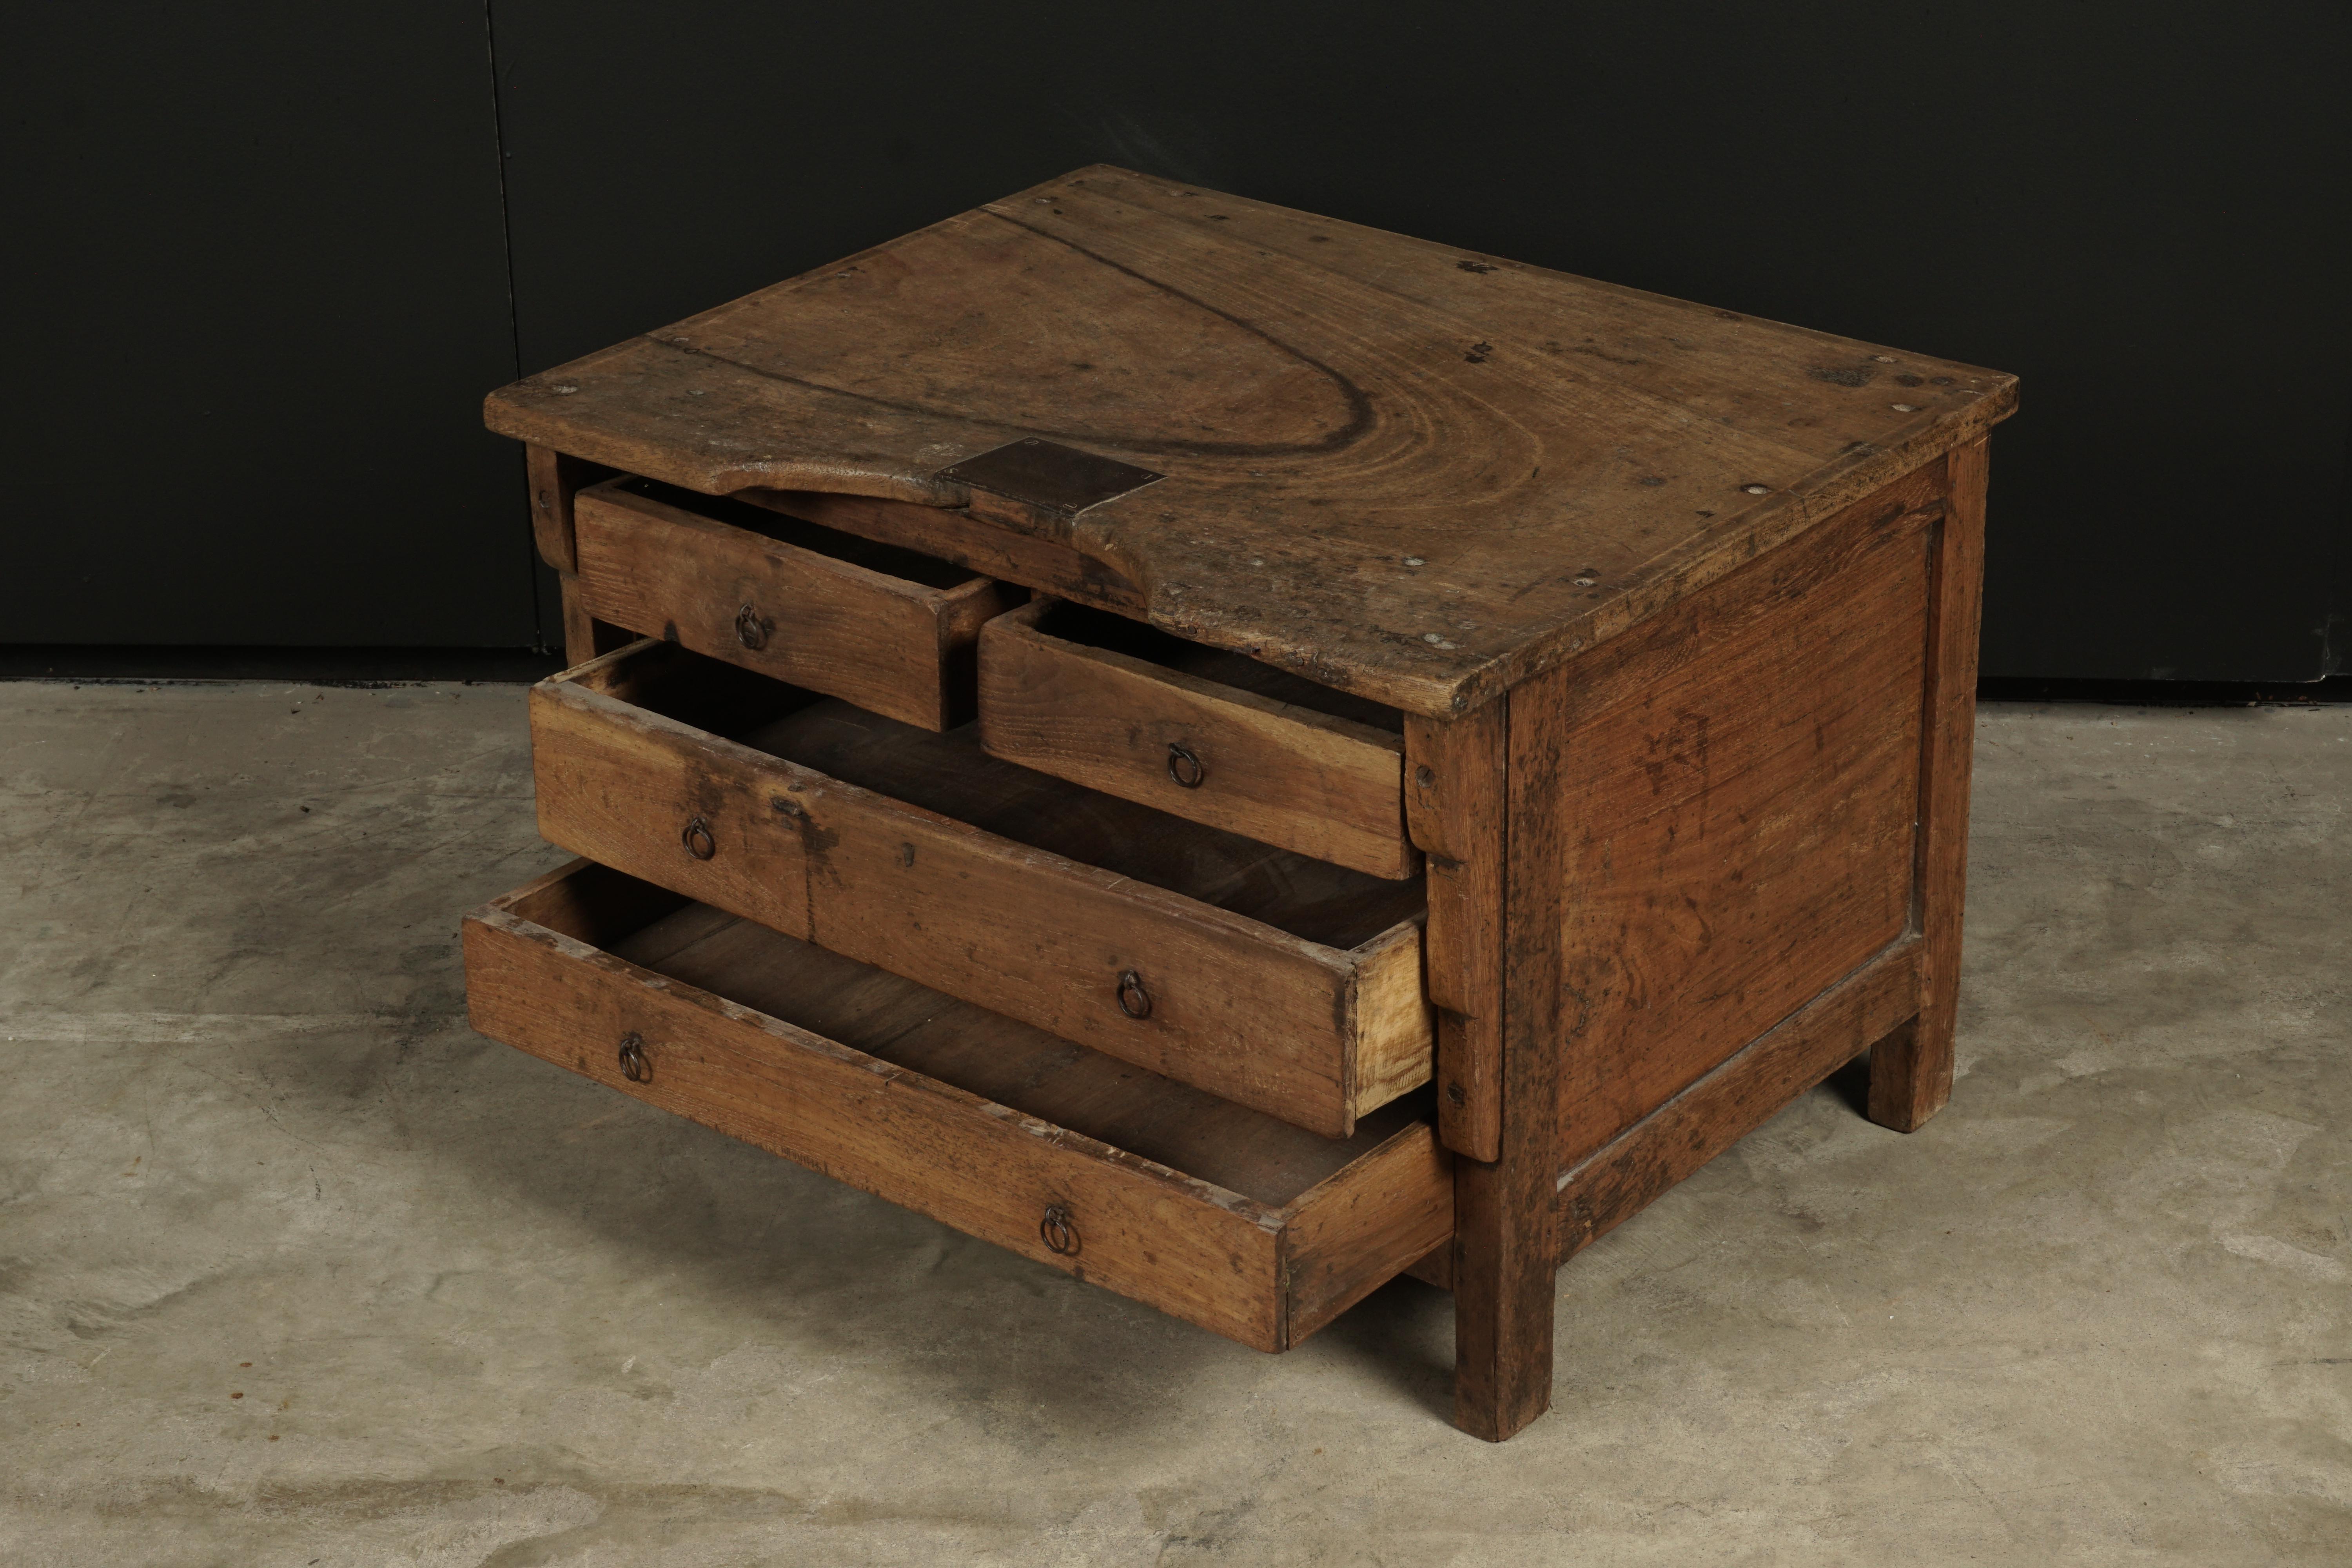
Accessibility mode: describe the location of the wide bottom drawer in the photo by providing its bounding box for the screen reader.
[464,859,1453,1352]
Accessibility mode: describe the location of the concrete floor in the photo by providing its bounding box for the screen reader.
[1,681,2345,1566]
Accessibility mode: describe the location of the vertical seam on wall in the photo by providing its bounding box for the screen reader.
[2327,403,2351,677]
[482,2,546,652]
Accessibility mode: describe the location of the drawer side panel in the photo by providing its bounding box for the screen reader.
[1281,1124,1454,1346]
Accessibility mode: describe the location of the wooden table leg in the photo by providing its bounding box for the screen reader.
[1448,675,1564,1441]
[1871,436,1989,1133]
[1452,1146,1557,1440]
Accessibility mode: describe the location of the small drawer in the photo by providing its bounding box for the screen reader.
[572,476,1010,731]
[978,601,1413,878]
[530,640,1434,1137]
[465,860,1452,1352]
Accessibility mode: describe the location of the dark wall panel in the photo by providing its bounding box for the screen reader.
[494,0,2350,681]
[5,5,533,646]
[9,4,2343,673]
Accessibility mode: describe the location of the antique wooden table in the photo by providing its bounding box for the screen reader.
[466,165,2016,1440]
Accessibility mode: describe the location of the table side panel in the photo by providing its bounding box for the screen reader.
[1559,937,1923,1257]
[1544,477,1935,1167]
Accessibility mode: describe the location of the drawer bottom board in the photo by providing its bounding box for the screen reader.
[465,860,1452,1351]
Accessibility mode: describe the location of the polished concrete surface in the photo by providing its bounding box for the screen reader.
[2,682,2345,1564]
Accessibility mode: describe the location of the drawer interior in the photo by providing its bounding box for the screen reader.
[1027,601,1405,736]
[600,475,983,591]
[599,644,1425,954]
[598,886,1434,1203]
[477,860,1453,1350]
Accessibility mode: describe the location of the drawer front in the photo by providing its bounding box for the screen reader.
[573,478,1007,731]
[978,602,1412,878]
[529,644,1433,1137]
[463,862,1453,1352]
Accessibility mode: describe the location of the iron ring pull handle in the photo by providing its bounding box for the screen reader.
[1116,969,1152,1020]
[734,603,771,650]
[1166,741,1205,789]
[1040,1203,1080,1256]
[682,815,717,860]
[617,1031,652,1084]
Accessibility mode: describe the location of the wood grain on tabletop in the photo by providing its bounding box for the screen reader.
[485,165,2016,718]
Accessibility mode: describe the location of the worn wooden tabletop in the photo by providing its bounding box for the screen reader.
[487,165,2014,716]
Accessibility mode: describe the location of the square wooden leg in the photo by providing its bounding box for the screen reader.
[1450,677,1566,1443]
[1866,1016,1943,1132]
[1870,438,1988,1133]
[1452,1154,1557,1441]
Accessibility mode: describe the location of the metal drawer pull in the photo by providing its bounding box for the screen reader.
[1040,1203,1080,1256]
[1166,741,1205,788]
[617,1032,652,1083]
[1116,969,1152,1019]
[734,603,771,650]
[682,815,717,860]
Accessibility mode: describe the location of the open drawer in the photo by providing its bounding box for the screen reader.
[571,475,1010,731]
[530,640,1435,1137]
[979,600,1414,878]
[465,860,1452,1351]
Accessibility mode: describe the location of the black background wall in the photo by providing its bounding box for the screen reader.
[11,2,2348,681]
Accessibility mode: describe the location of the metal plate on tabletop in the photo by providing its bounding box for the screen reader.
[934,439,1163,517]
